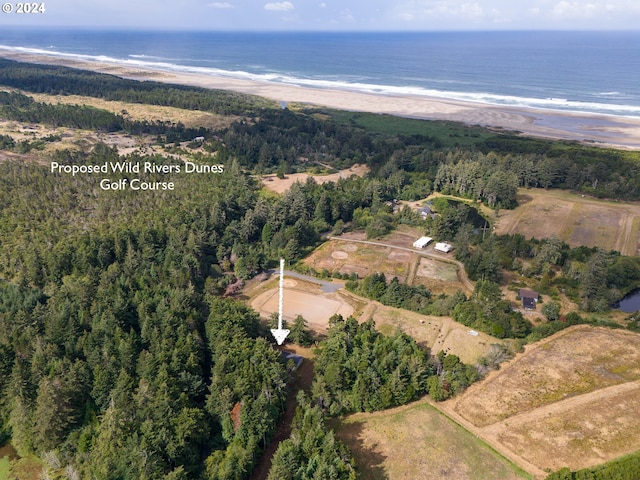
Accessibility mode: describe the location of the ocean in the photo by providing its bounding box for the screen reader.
[1,28,639,118]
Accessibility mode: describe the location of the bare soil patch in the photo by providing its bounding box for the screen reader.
[305,240,412,282]
[416,257,459,282]
[261,164,369,194]
[251,287,354,333]
[413,257,465,295]
[495,188,640,255]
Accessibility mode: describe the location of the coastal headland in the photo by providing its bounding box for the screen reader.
[3,48,640,150]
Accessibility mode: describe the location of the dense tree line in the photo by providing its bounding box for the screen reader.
[456,232,640,312]
[0,90,208,140]
[0,58,269,116]
[546,451,640,480]
[267,393,357,480]
[0,148,389,477]
[452,280,532,339]
[345,273,432,314]
[311,315,479,415]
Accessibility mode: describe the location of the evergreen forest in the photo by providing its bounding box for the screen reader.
[2,59,640,479]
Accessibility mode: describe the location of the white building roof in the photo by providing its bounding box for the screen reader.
[413,236,433,248]
[435,242,453,253]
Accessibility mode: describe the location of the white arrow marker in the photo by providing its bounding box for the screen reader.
[271,258,290,345]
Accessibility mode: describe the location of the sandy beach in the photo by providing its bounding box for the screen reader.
[3,48,640,150]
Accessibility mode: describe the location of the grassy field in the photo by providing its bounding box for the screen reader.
[321,110,493,148]
[334,401,531,480]
[366,304,501,364]
[495,188,640,256]
[260,164,369,194]
[454,326,640,427]
[447,325,640,474]
[0,457,9,480]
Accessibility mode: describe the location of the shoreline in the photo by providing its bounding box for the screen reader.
[3,49,640,150]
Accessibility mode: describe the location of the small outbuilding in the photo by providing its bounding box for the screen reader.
[518,289,539,310]
[435,242,453,253]
[413,236,433,249]
[280,351,304,370]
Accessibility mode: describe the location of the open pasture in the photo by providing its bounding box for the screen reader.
[364,303,502,364]
[335,402,529,480]
[454,326,640,427]
[495,188,640,255]
[447,325,640,475]
[493,380,640,473]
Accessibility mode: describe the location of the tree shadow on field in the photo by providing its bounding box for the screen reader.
[331,419,389,480]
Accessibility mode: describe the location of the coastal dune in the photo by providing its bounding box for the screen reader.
[3,48,640,149]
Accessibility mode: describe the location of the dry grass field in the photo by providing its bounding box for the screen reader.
[260,164,369,194]
[444,325,640,475]
[27,92,237,130]
[334,402,530,480]
[495,188,640,256]
[363,303,501,364]
[0,90,234,160]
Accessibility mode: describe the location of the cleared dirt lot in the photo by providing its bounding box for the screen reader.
[250,281,354,333]
[445,325,640,475]
[304,239,413,283]
[495,188,640,255]
[260,164,369,194]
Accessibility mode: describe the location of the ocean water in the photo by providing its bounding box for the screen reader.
[1,28,639,118]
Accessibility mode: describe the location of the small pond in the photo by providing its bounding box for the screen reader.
[614,288,640,313]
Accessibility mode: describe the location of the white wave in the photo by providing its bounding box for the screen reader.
[2,44,639,118]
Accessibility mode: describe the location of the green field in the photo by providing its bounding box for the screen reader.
[0,457,9,480]
[319,110,493,148]
[335,401,531,480]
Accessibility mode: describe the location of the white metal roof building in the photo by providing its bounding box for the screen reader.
[435,242,453,253]
[413,236,433,249]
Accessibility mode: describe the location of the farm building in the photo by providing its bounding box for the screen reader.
[435,242,453,253]
[518,289,539,309]
[419,205,434,219]
[280,351,304,370]
[413,236,433,249]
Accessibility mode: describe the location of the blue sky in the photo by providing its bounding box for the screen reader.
[2,0,640,30]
